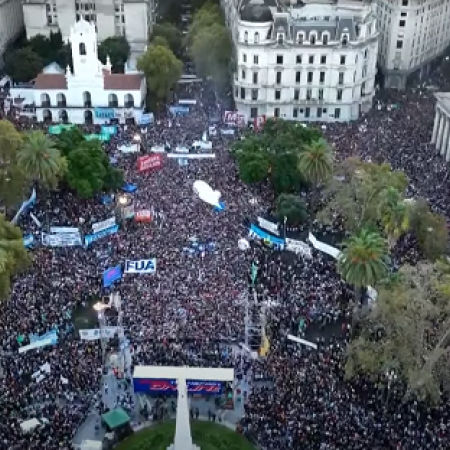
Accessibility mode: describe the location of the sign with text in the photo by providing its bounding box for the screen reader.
[285,238,312,258]
[125,259,156,274]
[223,111,246,127]
[135,210,152,222]
[92,217,116,234]
[133,378,223,395]
[257,217,279,236]
[137,154,163,172]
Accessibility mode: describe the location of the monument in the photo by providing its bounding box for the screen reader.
[133,366,234,450]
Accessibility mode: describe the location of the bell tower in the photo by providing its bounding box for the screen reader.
[69,19,102,77]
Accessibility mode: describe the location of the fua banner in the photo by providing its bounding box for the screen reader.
[125,258,156,274]
[92,217,116,234]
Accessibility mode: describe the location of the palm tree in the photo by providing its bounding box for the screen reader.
[298,137,333,222]
[378,187,410,248]
[338,229,390,320]
[17,131,67,189]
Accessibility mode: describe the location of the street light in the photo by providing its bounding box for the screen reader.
[385,369,397,403]
[93,301,110,364]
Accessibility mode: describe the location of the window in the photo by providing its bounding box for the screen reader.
[317,108,322,118]
[338,72,344,84]
[342,34,348,45]
[293,108,298,118]
[253,72,258,84]
[254,32,260,43]
[296,55,302,64]
[310,34,316,45]
[399,20,405,27]
[276,71,282,84]
[402,0,408,5]
[307,72,313,83]
[253,55,259,64]
[244,31,248,43]
[275,89,281,100]
[318,89,323,100]
[274,108,280,118]
[319,71,325,83]
[396,40,403,49]
[340,55,346,65]
[240,88,245,99]
[336,89,343,101]
[306,89,312,100]
[250,107,258,118]
[320,55,327,64]
[294,89,300,100]
[305,107,310,118]
[401,12,407,16]
[235,87,238,98]
[322,34,328,45]
[276,55,283,64]
[252,89,258,100]
[277,34,284,45]
[243,53,247,63]
[79,42,86,55]
[334,107,341,119]
[308,55,314,64]
[295,71,301,83]
[241,69,246,80]
[297,33,304,44]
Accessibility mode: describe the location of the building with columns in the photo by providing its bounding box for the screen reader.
[432,93,450,161]
[21,0,156,61]
[8,19,146,125]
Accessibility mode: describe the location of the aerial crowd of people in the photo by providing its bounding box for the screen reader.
[0,64,450,450]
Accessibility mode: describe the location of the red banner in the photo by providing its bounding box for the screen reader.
[223,110,246,127]
[135,210,152,222]
[137,154,163,172]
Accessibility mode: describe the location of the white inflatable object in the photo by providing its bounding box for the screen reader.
[238,238,250,251]
[193,180,221,208]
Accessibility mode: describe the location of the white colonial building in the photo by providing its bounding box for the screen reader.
[21,0,156,59]
[432,92,450,161]
[9,19,146,125]
[377,0,450,89]
[0,0,25,65]
[221,0,379,122]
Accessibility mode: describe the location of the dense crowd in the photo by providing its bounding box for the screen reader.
[0,65,450,450]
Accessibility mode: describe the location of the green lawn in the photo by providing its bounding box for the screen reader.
[115,420,255,450]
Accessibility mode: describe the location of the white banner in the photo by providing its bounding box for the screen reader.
[285,238,312,258]
[41,232,82,247]
[118,143,139,153]
[125,258,156,274]
[50,226,79,234]
[79,327,118,341]
[257,217,279,236]
[223,111,246,127]
[92,217,116,234]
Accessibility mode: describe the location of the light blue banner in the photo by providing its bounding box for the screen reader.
[139,113,154,125]
[95,108,115,119]
[23,235,34,248]
[101,125,117,135]
[29,329,58,345]
[11,188,36,224]
[84,224,119,248]
[169,106,190,116]
[249,224,285,249]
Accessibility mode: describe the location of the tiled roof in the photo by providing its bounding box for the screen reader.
[104,74,142,91]
[34,74,67,90]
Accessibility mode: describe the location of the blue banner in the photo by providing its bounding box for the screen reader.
[84,224,119,248]
[11,188,37,224]
[29,329,58,345]
[133,378,223,395]
[249,224,285,249]
[23,235,34,248]
[100,195,113,205]
[101,125,117,135]
[139,113,154,125]
[95,108,115,119]
[103,265,122,288]
[122,183,137,193]
[169,106,190,116]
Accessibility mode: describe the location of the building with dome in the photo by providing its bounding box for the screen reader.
[9,19,146,125]
[221,0,379,122]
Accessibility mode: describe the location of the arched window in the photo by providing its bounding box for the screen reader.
[83,91,92,108]
[310,33,316,45]
[322,33,329,45]
[40,93,50,107]
[79,42,86,55]
[277,33,284,45]
[244,31,248,43]
[254,32,259,44]
[56,92,66,107]
[342,34,349,46]
[124,93,134,108]
[108,93,118,108]
[297,33,304,44]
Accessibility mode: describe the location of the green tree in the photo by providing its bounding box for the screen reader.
[0,121,28,208]
[0,215,31,299]
[53,128,86,157]
[98,36,130,72]
[298,137,333,218]
[151,23,183,57]
[232,136,269,183]
[4,47,44,82]
[186,3,223,48]
[275,194,308,225]
[151,36,170,49]
[17,131,67,189]
[137,44,183,102]
[190,24,233,87]
[318,158,409,232]
[66,140,123,198]
[338,229,389,313]
[346,262,450,404]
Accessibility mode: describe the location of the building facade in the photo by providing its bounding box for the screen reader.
[21,0,156,59]
[432,92,450,161]
[9,19,146,124]
[222,0,379,122]
[377,0,450,90]
[0,0,25,66]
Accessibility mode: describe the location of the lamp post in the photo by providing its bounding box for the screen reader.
[385,369,397,404]
[116,193,133,223]
[93,301,109,364]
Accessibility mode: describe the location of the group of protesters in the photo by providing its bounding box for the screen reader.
[0,63,449,450]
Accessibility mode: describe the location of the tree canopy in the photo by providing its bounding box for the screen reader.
[275,194,308,225]
[98,36,130,72]
[137,44,183,102]
[151,23,183,57]
[4,47,44,82]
